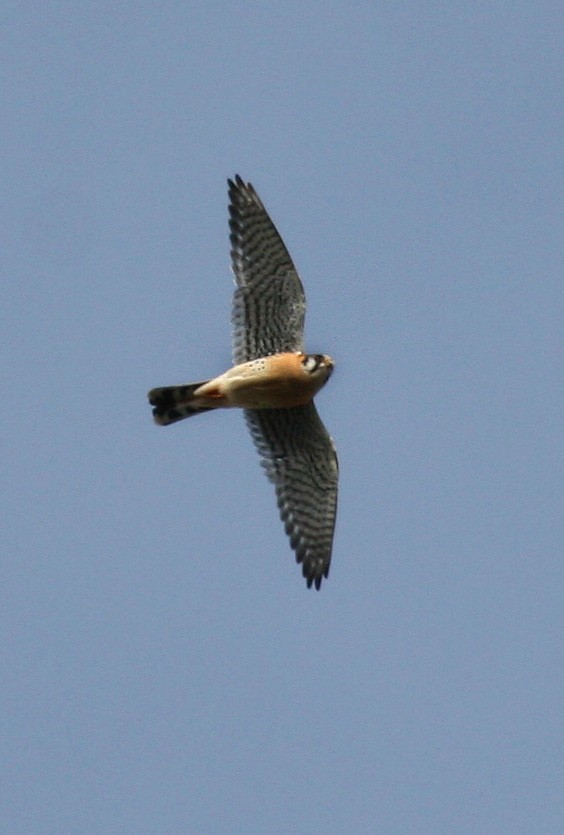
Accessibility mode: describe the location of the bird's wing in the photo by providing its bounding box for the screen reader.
[245,403,338,589]
[229,176,306,363]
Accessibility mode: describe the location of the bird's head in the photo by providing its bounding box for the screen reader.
[300,353,334,386]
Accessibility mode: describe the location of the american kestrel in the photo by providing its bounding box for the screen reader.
[148,176,338,589]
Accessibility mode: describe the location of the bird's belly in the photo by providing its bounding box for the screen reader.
[227,375,314,409]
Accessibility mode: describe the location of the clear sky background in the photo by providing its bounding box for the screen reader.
[3,3,563,833]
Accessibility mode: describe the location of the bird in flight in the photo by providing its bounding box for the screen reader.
[148,176,338,589]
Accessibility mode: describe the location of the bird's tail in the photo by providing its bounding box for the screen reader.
[148,381,216,425]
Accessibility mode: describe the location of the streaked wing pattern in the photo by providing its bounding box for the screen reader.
[245,403,338,589]
[229,176,306,363]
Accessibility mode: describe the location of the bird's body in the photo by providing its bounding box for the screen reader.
[148,176,338,589]
[149,352,333,421]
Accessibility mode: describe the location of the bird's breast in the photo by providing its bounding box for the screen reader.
[220,353,317,409]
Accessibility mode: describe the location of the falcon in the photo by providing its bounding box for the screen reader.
[149,176,338,589]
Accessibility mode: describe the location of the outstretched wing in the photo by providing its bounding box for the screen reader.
[229,175,306,363]
[245,403,338,589]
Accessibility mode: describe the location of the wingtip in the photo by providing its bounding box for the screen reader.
[228,175,258,202]
[228,174,245,190]
[304,567,327,591]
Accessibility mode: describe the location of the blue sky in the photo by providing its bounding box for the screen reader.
[3,3,563,832]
